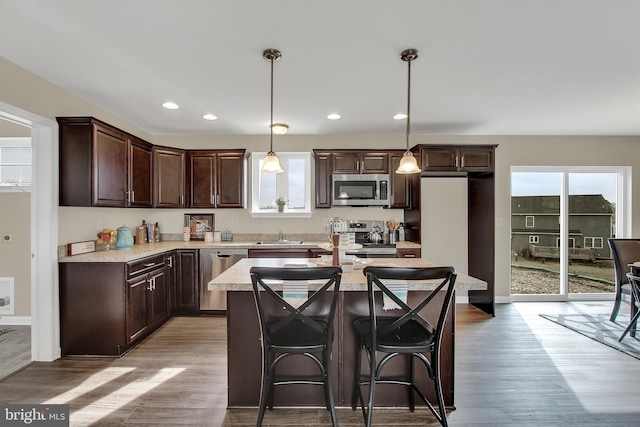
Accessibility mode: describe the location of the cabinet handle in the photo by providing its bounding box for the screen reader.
[454,155,459,168]
[166,256,173,268]
[403,254,417,258]
[131,190,135,203]
[460,155,465,168]
[211,194,214,205]
[143,263,156,267]
[147,278,153,291]
[125,191,130,203]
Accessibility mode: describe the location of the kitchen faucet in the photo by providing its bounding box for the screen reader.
[278,228,285,241]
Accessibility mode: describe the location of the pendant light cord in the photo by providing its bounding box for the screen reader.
[270,56,274,153]
[406,55,411,152]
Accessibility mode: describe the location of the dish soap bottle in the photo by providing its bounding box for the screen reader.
[154,222,161,242]
[398,223,405,241]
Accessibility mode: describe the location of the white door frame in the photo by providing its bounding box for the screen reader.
[0,102,59,361]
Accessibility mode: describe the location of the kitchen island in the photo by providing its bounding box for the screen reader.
[209,257,486,408]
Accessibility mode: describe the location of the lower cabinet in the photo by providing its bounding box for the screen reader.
[173,249,200,314]
[396,248,421,258]
[59,254,170,357]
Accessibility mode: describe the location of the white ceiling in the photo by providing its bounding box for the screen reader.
[2,0,640,136]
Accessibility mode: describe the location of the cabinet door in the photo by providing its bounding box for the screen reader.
[332,153,360,173]
[175,250,199,313]
[189,152,216,208]
[361,153,389,173]
[93,124,128,207]
[396,248,421,258]
[217,152,245,208]
[421,147,458,171]
[389,153,410,208]
[165,252,177,313]
[148,268,168,327]
[129,137,153,207]
[314,152,332,208]
[154,147,185,207]
[459,148,494,172]
[126,275,150,343]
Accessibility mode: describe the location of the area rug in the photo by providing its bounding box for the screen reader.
[540,312,640,360]
[0,326,31,380]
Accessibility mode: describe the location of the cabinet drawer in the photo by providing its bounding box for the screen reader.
[127,254,166,278]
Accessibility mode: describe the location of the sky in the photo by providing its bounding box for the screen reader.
[511,172,617,203]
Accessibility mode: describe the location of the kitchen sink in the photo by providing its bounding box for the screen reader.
[256,240,304,245]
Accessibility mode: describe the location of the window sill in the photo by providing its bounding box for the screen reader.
[250,210,313,218]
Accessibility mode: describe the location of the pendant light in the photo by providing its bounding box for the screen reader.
[261,48,285,174]
[395,48,421,174]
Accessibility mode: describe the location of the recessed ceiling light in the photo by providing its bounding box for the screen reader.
[393,113,407,120]
[162,102,179,110]
[202,114,218,121]
[327,113,341,120]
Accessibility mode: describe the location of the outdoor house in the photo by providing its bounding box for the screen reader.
[511,194,615,260]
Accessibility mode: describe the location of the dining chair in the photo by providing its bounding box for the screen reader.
[351,266,457,427]
[619,273,640,342]
[250,266,342,427]
[607,238,640,323]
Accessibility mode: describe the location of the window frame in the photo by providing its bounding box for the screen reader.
[250,151,313,218]
[525,215,534,228]
[528,235,539,244]
[0,137,32,192]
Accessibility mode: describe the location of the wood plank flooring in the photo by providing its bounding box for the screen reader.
[1,302,639,426]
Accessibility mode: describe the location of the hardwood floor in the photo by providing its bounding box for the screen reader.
[1,302,639,426]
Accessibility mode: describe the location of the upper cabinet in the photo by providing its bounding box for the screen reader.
[153,146,186,208]
[128,136,153,207]
[58,117,152,208]
[333,151,389,174]
[188,150,246,208]
[58,117,246,209]
[313,149,407,208]
[419,145,495,173]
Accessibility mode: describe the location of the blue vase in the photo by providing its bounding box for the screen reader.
[115,226,134,249]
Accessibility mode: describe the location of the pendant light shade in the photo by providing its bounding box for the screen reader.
[395,48,421,175]
[261,48,285,174]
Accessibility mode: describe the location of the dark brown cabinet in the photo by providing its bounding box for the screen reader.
[128,137,153,207]
[420,145,494,173]
[59,253,170,356]
[389,152,410,208]
[173,249,199,314]
[396,248,421,258]
[404,144,497,316]
[188,150,246,208]
[153,146,186,208]
[313,149,408,208]
[333,151,389,174]
[58,117,152,208]
[313,151,333,208]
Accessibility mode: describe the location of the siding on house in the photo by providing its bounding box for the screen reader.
[511,194,614,258]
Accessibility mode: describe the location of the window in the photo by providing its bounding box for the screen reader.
[529,235,539,244]
[525,216,534,227]
[584,237,603,249]
[251,152,312,217]
[0,137,31,190]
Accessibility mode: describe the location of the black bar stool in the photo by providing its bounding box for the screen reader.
[352,266,457,427]
[250,266,342,427]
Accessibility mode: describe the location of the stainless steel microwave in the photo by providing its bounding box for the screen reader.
[332,173,390,206]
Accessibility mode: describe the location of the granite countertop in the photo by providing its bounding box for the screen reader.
[208,257,486,292]
[58,240,422,263]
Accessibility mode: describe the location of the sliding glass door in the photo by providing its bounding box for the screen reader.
[511,166,630,300]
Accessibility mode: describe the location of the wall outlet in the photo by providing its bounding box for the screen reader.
[2,234,12,243]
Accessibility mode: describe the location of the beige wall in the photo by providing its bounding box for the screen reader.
[3,55,640,305]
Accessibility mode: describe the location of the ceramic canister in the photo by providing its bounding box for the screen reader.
[115,226,134,249]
